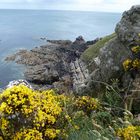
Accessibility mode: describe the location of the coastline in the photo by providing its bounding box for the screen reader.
[5,36,100,92]
[0,10,121,87]
[0,5,140,140]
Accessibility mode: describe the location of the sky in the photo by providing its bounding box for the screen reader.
[0,0,139,13]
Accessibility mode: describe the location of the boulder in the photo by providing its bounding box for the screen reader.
[115,5,140,46]
[73,36,85,45]
[6,79,33,89]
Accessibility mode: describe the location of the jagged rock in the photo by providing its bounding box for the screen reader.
[6,79,33,89]
[79,6,140,95]
[70,58,89,94]
[70,36,88,56]
[5,37,98,90]
[24,64,59,84]
[86,38,132,95]
[115,5,140,46]
[73,36,85,45]
[95,38,131,82]
[40,37,47,41]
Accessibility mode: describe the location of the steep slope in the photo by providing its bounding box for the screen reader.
[79,5,140,95]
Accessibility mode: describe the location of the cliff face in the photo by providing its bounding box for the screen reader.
[5,6,140,95]
[116,5,140,46]
[80,5,140,95]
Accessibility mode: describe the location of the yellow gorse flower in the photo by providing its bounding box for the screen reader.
[13,129,43,140]
[123,59,132,71]
[131,45,140,53]
[0,118,9,130]
[45,128,60,139]
[132,58,140,69]
[117,125,140,140]
[123,58,140,71]
[0,84,62,139]
[75,96,100,114]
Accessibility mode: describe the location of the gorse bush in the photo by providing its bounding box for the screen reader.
[0,84,100,140]
[0,85,63,139]
[117,125,140,140]
[123,34,140,72]
[0,84,140,140]
[75,96,100,115]
[123,58,140,71]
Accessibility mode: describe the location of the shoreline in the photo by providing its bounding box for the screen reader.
[5,36,100,92]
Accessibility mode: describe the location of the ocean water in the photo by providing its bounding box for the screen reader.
[0,9,121,88]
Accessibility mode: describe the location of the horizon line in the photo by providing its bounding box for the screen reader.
[0,8,122,14]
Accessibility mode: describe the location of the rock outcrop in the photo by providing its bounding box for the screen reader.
[5,36,97,91]
[5,6,140,95]
[70,59,89,94]
[79,5,140,95]
[115,5,140,46]
[6,80,33,89]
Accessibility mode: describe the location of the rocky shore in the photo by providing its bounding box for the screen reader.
[5,36,100,92]
[1,5,140,140]
[5,5,140,97]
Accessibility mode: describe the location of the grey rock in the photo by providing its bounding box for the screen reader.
[86,38,101,46]
[80,5,140,95]
[73,36,85,45]
[115,5,140,46]
[47,39,72,46]
[5,37,98,90]
[6,79,33,89]
[70,58,89,94]
[97,38,132,82]
[86,38,132,95]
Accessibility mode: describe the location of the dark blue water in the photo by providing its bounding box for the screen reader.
[0,9,121,87]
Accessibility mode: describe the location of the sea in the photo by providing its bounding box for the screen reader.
[0,9,121,88]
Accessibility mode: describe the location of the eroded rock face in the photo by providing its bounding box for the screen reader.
[96,38,132,82]
[79,6,140,95]
[5,6,140,94]
[85,38,132,95]
[5,36,97,90]
[115,5,140,46]
[70,58,89,94]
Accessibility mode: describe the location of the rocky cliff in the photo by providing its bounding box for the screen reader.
[80,5,140,95]
[5,36,99,91]
[5,5,140,96]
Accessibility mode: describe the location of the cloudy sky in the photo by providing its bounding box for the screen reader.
[0,0,139,12]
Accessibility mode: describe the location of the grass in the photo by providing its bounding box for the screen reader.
[81,33,116,64]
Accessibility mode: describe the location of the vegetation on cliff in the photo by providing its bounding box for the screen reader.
[81,33,116,64]
[1,5,140,140]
